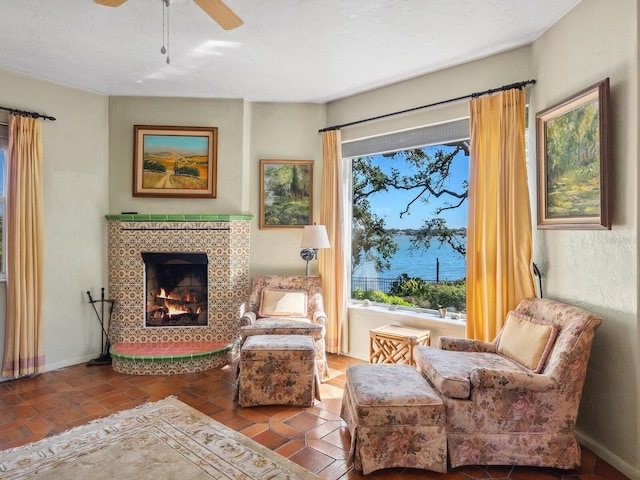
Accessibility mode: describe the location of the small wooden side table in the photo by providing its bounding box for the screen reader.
[369,324,431,366]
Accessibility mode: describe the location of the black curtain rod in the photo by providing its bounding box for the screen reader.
[319,79,536,133]
[0,105,56,121]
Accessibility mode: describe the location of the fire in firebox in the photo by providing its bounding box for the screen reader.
[142,252,208,327]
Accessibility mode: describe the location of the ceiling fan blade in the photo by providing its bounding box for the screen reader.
[193,0,243,30]
[94,0,128,6]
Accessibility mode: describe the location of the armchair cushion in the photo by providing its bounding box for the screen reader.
[241,319,324,341]
[415,347,526,399]
[496,311,558,373]
[259,289,307,317]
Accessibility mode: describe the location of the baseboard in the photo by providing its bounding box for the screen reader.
[44,354,105,372]
[577,430,638,479]
[0,354,102,382]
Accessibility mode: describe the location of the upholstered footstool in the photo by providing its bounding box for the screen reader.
[238,334,319,407]
[340,363,447,474]
[240,319,328,381]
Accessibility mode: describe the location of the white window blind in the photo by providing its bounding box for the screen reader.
[341,118,469,158]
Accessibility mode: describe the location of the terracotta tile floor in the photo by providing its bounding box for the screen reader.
[0,353,630,480]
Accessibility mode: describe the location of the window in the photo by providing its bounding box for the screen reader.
[343,119,469,314]
[0,123,7,281]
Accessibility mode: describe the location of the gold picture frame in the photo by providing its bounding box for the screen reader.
[536,78,611,229]
[260,159,313,229]
[133,125,217,198]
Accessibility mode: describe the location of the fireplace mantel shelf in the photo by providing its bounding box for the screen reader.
[106,214,253,222]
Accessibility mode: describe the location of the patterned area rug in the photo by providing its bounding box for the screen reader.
[0,397,321,480]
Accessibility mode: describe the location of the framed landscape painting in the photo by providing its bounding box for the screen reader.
[536,78,611,229]
[260,159,313,229]
[133,125,217,198]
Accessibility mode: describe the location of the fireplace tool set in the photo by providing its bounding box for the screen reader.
[86,288,115,366]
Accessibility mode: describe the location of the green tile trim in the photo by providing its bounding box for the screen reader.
[109,342,235,364]
[105,214,253,222]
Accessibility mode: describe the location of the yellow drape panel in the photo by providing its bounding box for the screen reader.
[466,89,536,342]
[2,116,45,377]
[319,130,346,354]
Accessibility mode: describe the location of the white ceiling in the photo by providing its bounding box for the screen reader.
[0,0,581,103]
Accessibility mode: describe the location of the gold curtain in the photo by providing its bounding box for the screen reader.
[466,89,536,342]
[1,115,45,378]
[319,130,346,354]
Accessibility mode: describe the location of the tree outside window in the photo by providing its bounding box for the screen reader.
[349,140,469,313]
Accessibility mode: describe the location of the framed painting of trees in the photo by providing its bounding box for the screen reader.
[259,159,313,229]
[536,78,610,229]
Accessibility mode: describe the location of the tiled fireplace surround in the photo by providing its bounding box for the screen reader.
[106,214,252,375]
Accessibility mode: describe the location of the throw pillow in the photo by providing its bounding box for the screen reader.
[496,311,558,373]
[259,289,308,317]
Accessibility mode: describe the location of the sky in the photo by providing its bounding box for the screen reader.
[365,144,469,229]
[144,134,209,155]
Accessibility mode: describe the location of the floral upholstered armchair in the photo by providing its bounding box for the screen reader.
[413,297,601,469]
[239,275,328,380]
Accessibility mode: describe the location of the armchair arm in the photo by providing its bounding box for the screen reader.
[438,336,496,353]
[240,310,256,327]
[312,309,327,326]
[470,368,556,392]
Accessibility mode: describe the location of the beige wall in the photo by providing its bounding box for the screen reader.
[530,0,638,475]
[108,96,249,215]
[247,102,326,277]
[0,68,110,373]
[327,45,532,142]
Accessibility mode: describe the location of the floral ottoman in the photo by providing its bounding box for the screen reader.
[240,320,327,381]
[340,363,447,474]
[238,334,319,407]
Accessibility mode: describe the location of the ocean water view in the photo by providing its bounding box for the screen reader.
[353,234,466,289]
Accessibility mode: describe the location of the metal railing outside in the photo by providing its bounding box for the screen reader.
[351,276,437,294]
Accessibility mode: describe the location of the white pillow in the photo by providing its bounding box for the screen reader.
[259,289,307,317]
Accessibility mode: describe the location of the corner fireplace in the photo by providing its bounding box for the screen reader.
[107,215,251,374]
[142,252,208,327]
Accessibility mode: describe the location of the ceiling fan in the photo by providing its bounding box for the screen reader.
[93,0,244,30]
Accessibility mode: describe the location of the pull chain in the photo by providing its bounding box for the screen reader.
[160,0,166,54]
[160,0,170,64]
[166,0,170,64]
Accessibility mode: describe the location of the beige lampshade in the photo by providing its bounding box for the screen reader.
[300,225,330,249]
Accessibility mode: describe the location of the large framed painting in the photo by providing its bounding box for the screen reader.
[535,78,611,229]
[133,125,217,198]
[260,159,313,229]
